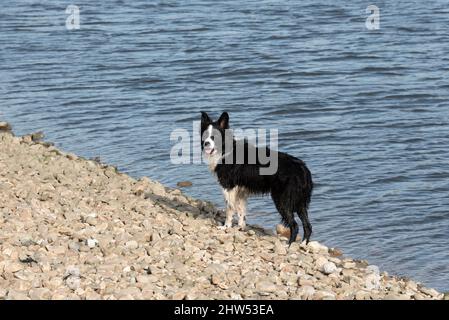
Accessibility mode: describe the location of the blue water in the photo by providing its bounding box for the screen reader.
[1,0,449,291]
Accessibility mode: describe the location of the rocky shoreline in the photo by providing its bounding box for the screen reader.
[0,122,445,300]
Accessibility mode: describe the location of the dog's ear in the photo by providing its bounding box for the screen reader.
[217,112,229,129]
[201,111,211,125]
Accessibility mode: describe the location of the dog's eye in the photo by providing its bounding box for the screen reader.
[210,136,214,141]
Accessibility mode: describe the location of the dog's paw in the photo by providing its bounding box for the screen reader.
[237,224,246,231]
[217,225,231,230]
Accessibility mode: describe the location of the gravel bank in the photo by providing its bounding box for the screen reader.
[0,124,444,300]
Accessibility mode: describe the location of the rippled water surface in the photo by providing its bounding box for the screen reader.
[1,0,449,291]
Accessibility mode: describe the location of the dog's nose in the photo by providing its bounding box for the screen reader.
[204,141,210,147]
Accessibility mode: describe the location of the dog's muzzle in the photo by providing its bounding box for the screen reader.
[203,141,215,155]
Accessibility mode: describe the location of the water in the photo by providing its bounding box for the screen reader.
[1,0,449,291]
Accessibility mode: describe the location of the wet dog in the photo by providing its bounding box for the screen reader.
[200,111,313,244]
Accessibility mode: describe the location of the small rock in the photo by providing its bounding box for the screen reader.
[329,247,343,257]
[298,285,315,300]
[314,290,336,300]
[211,274,228,290]
[365,265,380,274]
[307,241,328,254]
[365,273,381,290]
[383,294,411,300]
[4,262,23,273]
[18,253,36,264]
[116,287,141,299]
[256,281,278,293]
[406,280,418,291]
[68,242,80,251]
[66,153,78,160]
[19,235,35,246]
[274,239,287,255]
[230,293,242,300]
[315,256,328,270]
[0,122,12,132]
[172,292,187,300]
[125,240,139,250]
[86,238,98,248]
[7,290,30,300]
[223,242,234,252]
[355,290,371,300]
[22,135,32,143]
[298,276,315,287]
[322,262,338,275]
[85,290,102,300]
[31,131,44,141]
[177,181,192,188]
[29,288,51,300]
[420,287,440,298]
[413,293,431,300]
[276,224,301,241]
[65,277,80,290]
[14,270,35,281]
[343,261,356,269]
[233,232,246,243]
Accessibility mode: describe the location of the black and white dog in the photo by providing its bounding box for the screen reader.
[200,111,313,245]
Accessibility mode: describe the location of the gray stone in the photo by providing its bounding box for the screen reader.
[322,262,338,275]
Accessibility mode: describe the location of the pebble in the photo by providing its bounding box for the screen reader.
[86,238,98,248]
[172,292,187,300]
[298,277,315,287]
[355,290,371,300]
[7,290,30,300]
[322,262,338,275]
[343,261,357,269]
[314,290,336,300]
[4,262,24,273]
[125,240,139,250]
[0,288,7,299]
[315,256,328,270]
[176,181,192,188]
[0,121,12,131]
[307,241,329,254]
[29,288,51,300]
[365,265,380,274]
[298,285,315,299]
[256,281,278,293]
[274,239,287,255]
[329,248,343,257]
[420,287,441,298]
[365,273,381,290]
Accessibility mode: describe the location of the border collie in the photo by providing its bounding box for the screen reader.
[200,111,313,245]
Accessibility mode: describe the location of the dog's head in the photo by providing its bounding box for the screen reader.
[200,111,231,157]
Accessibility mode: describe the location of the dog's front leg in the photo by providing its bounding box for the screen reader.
[218,188,235,229]
[237,198,247,230]
[218,206,234,230]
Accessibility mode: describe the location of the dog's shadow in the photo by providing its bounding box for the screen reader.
[142,187,274,239]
